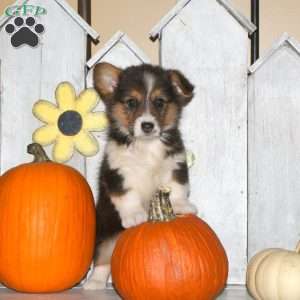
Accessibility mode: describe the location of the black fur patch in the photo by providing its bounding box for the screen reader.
[108,125,132,146]
[161,128,185,156]
[100,156,127,197]
[95,157,125,247]
[173,162,189,185]
[95,188,123,246]
[116,65,176,102]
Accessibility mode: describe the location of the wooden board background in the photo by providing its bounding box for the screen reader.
[248,40,300,258]
[158,0,249,283]
[0,0,87,174]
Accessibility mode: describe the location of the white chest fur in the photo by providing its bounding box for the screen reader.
[106,138,185,202]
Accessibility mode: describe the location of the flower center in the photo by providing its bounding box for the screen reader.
[58,110,83,136]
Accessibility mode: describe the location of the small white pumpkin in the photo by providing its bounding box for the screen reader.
[246,242,300,300]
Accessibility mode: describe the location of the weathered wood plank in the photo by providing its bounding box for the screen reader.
[217,0,256,34]
[37,0,87,174]
[55,0,99,40]
[0,0,99,40]
[158,0,249,283]
[248,36,300,259]
[0,28,42,172]
[150,0,256,40]
[249,33,300,73]
[0,0,89,175]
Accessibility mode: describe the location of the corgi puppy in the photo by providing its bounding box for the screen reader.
[84,63,197,289]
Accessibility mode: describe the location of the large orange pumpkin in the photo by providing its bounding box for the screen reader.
[0,143,96,293]
[111,188,228,300]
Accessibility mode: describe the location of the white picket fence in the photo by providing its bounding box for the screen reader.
[0,0,299,286]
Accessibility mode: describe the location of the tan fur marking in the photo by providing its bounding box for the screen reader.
[164,103,179,127]
[112,103,130,127]
[127,89,144,102]
[148,88,179,129]
[150,88,165,100]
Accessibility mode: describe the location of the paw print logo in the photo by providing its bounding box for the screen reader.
[5,17,44,48]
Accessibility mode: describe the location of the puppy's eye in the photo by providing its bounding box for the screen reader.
[154,98,166,109]
[125,98,138,110]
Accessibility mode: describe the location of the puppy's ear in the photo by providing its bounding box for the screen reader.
[168,70,194,106]
[93,62,122,102]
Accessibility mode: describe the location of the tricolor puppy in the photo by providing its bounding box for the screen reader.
[84,63,197,289]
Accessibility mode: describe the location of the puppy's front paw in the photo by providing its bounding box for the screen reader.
[121,209,148,228]
[83,264,110,290]
[83,279,106,290]
[172,202,198,215]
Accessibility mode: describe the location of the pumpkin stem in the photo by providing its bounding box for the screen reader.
[27,143,51,162]
[148,187,176,222]
[296,241,300,253]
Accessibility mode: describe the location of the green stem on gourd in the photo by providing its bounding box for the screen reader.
[296,241,300,253]
[27,143,50,163]
[148,187,176,222]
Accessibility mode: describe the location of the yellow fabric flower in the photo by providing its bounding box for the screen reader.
[32,82,108,163]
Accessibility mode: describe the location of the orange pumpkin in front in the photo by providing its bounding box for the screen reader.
[0,144,96,293]
[111,189,229,300]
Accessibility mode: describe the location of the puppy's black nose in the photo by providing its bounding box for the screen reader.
[141,122,154,133]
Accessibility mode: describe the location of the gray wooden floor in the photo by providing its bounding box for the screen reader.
[0,286,252,299]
